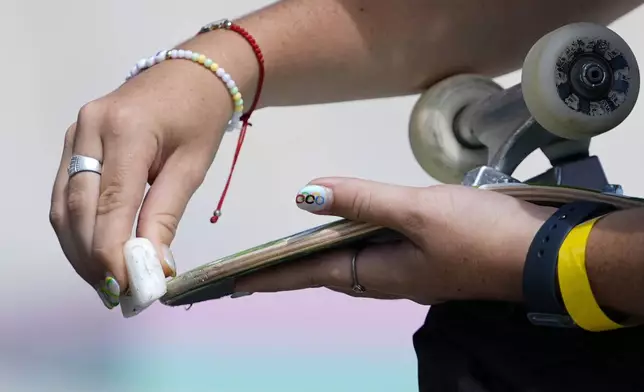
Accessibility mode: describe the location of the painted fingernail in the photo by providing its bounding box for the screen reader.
[104,274,121,296]
[95,287,116,309]
[295,185,333,213]
[230,292,253,299]
[96,274,120,309]
[162,245,177,277]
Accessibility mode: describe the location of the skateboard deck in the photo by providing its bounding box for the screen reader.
[161,184,644,307]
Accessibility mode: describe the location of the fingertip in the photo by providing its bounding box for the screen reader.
[94,277,120,309]
[161,245,177,278]
[144,236,177,278]
[92,245,130,295]
[299,177,422,233]
[305,177,345,187]
[133,222,176,278]
[135,222,176,278]
[295,184,334,214]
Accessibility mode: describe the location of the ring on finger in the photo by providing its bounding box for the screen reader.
[351,247,366,294]
[68,155,102,177]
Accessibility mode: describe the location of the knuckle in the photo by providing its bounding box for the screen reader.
[66,188,89,217]
[77,99,142,140]
[183,168,207,190]
[306,257,330,288]
[307,273,321,289]
[77,100,109,127]
[350,190,373,221]
[401,189,431,232]
[409,184,462,235]
[96,181,127,217]
[49,205,65,230]
[90,246,123,279]
[64,123,77,148]
[91,242,128,280]
[138,211,179,241]
[91,245,111,264]
[327,264,344,286]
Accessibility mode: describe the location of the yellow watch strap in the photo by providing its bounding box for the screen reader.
[557,216,624,332]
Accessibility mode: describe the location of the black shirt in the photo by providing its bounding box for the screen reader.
[414,301,644,391]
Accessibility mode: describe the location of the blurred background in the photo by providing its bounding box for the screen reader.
[1,1,643,391]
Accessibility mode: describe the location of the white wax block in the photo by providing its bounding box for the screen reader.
[122,237,167,315]
[120,292,154,319]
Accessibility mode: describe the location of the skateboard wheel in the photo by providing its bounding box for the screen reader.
[522,23,639,140]
[409,74,501,184]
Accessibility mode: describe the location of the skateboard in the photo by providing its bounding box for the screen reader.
[161,23,641,307]
[161,185,644,307]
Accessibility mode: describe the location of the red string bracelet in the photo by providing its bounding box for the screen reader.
[198,19,265,224]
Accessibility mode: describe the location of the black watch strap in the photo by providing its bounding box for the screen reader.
[523,200,615,328]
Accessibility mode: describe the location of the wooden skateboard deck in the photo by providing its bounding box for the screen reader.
[161,184,644,307]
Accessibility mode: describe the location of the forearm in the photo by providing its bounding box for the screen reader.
[585,209,644,316]
[483,207,644,318]
[181,0,642,108]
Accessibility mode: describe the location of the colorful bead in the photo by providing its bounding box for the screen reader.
[126,48,245,132]
[155,50,167,63]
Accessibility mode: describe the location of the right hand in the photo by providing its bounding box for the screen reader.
[49,56,247,308]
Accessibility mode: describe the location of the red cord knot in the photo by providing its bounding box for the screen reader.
[210,210,222,223]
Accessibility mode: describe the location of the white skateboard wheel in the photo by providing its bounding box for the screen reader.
[409,74,501,184]
[522,23,639,140]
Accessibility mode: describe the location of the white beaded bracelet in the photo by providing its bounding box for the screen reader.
[125,49,244,132]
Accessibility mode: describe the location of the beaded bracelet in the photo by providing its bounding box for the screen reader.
[198,19,265,123]
[125,18,265,224]
[125,49,244,132]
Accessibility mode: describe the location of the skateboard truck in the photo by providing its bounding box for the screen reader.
[457,86,613,191]
[409,23,639,193]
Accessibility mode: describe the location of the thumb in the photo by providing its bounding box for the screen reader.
[294,177,424,235]
[136,151,207,277]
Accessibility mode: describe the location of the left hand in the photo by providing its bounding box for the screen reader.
[233,178,555,304]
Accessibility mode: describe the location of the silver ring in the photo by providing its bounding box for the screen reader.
[351,248,366,294]
[68,155,102,178]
